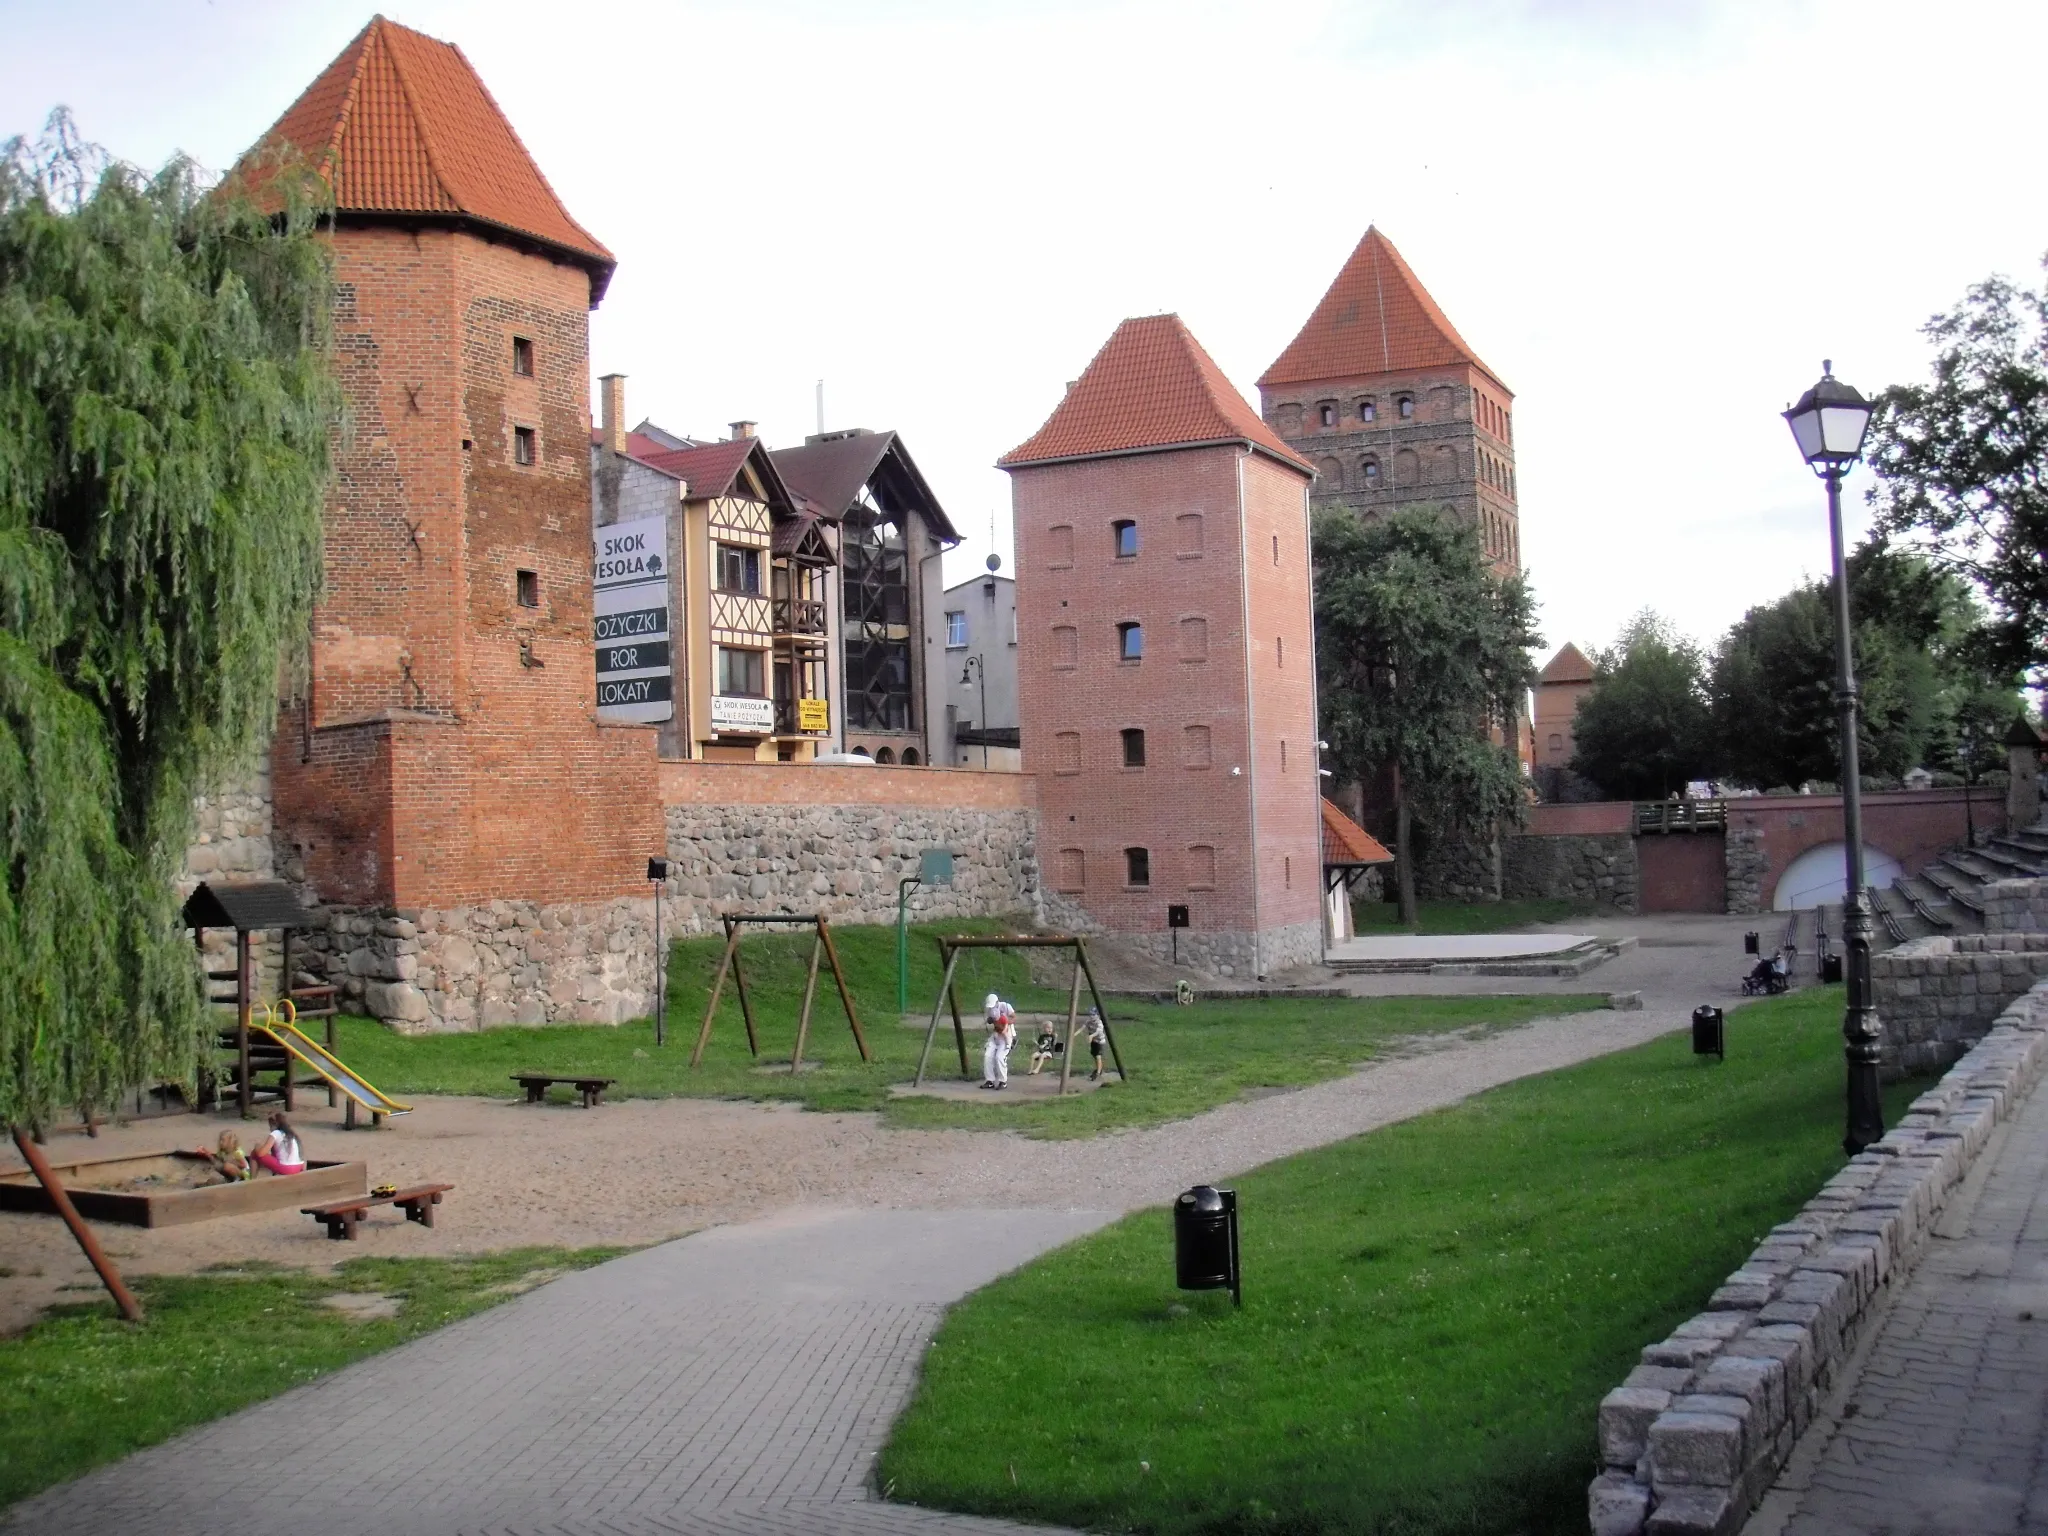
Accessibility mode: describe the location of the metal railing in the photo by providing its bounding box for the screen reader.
[1632,799,1728,835]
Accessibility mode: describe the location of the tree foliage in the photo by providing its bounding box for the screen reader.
[1707,541,2013,791]
[0,113,337,1127]
[1866,260,2048,692]
[1314,507,1538,922]
[1568,611,1711,800]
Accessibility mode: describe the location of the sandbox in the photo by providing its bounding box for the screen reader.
[0,1150,365,1228]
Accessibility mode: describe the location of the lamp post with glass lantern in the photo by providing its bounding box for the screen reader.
[1783,362,1883,1154]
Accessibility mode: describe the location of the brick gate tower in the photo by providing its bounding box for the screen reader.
[1003,316,1324,977]
[1258,227,1521,575]
[249,17,662,1027]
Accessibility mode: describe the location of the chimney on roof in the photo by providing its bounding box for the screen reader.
[600,374,627,455]
[730,420,757,440]
[1065,380,1078,394]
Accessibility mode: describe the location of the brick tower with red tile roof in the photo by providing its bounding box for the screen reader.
[251,16,661,1027]
[1003,315,1326,976]
[1259,227,1521,575]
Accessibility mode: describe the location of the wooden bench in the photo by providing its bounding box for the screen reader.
[303,1183,453,1242]
[511,1073,617,1109]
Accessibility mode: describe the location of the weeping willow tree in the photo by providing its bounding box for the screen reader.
[0,112,338,1129]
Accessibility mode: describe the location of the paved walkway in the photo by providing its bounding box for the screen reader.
[1746,1071,2048,1536]
[7,978,1730,1535]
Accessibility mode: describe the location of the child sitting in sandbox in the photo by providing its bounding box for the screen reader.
[252,1112,307,1176]
[206,1131,253,1183]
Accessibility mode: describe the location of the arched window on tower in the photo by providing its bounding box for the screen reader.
[1360,455,1381,488]
[1317,400,1338,428]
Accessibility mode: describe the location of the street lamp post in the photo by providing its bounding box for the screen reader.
[960,654,989,769]
[1783,362,1884,1155]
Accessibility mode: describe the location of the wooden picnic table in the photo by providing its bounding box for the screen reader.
[510,1073,617,1109]
[303,1182,453,1242]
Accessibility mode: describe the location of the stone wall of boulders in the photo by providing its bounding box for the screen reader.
[661,801,1037,932]
[1723,828,1766,916]
[1414,827,1502,903]
[1871,930,2048,1077]
[1588,981,2048,1536]
[1503,833,1639,913]
[181,765,284,998]
[1039,889,1321,979]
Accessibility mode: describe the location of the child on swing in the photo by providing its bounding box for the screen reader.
[1026,1019,1063,1074]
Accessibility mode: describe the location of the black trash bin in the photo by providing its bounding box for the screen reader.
[1692,1005,1725,1060]
[1744,931,1760,955]
[1821,954,1844,984]
[1174,1185,1241,1306]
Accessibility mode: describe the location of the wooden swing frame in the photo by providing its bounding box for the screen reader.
[689,914,871,1070]
[913,934,1127,1095]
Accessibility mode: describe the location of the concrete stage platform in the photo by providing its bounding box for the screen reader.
[1325,932,1632,977]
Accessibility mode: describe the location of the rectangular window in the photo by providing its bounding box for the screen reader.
[512,336,534,376]
[1124,847,1150,888]
[945,610,968,648]
[1117,622,1143,661]
[514,426,536,465]
[1113,520,1138,559]
[717,646,766,697]
[1121,728,1146,768]
[515,569,539,608]
[716,543,762,594]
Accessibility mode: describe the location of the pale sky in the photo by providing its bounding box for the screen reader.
[5,0,2042,659]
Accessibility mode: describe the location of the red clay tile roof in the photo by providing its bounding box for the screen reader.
[245,15,614,296]
[1539,642,1596,684]
[1321,799,1393,866]
[1259,227,1504,394]
[1001,314,1311,472]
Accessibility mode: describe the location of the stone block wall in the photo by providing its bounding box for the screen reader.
[1040,889,1321,979]
[1871,932,2048,1077]
[1504,833,1638,913]
[1982,876,2048,934]
[1588,984,2048,1535]
[182,765,285,999]
[1415,827,1501,903]
[1723,828,1766,917]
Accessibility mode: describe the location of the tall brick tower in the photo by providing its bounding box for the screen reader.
[251,18,662,1026]
[1259,227,1521,574]
[1003,316,1324,977]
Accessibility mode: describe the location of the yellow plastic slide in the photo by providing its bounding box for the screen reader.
[253,1003,411,1118]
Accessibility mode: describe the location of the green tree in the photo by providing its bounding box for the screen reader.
[1,114,337,1129]
[1866,260,2048,692]
[1567,611,1711,799]
[1707,541,2014,790]
[1314,507,1539,924]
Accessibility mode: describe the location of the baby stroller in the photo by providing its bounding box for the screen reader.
[1742,950,1791,996]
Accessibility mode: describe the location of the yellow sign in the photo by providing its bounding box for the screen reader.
[797,697,830,732]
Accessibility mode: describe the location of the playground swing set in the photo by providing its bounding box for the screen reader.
[914,934,1127,1096]
[689,913,872,1070]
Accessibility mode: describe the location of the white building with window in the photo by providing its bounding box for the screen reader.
[939,561,1020,771]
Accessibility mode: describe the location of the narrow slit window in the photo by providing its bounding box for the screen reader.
[514,426,536,465]
[1117,622,1143,661]
[1113,520,1139,559]
[515,569,539,608]
[511,336,534,376]
[1397,395,1415,419]
[1121,728,1146,767]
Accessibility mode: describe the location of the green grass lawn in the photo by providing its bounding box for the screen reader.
[1353,896,1596,934]
[0,1247,621,1510]
[328,917,1605,1139]
[878,985,1928,1535]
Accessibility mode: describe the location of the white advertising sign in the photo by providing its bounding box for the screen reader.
[594,516,673,724]
[710,694,776,733]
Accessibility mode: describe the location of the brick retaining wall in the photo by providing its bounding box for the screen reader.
[1588,980,2048,1535]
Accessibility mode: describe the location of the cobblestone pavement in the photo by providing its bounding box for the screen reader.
[1746,1072,2048,1536]
[6,1208,1112,1536]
